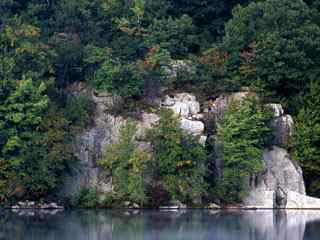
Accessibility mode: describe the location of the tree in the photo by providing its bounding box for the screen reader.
[91,45,171,99]
[92,58,143,98]
[0,18,75,202]
[149,109,208,204]
[146,15,198,58]
[99,121,151,206]
[0,78,48,201]
[221,0,320,110]
[291,81,320,197]
[169,0,252,44]
[135,45,171,96]
[215,97,272,203]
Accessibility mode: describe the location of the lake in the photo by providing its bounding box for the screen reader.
[1,209,320,240]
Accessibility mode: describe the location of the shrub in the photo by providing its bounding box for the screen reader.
[65,95,94,129]
[71,188,99,208]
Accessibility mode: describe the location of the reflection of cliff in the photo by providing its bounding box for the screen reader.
[241,210,320,240]
[2,210,320,240]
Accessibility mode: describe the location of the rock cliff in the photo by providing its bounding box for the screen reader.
[63,84,157,197]
[65,83,320,208]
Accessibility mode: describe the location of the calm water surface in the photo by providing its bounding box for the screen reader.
[1,209,320,240]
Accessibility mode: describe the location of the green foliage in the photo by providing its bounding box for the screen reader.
[135,46,171,96]
[215,97,273,203]
[2,0,320,206]
[93,59,143,98]
[291,81,320,197]
[0,17,75,203]
[221,0,320,108]
[65,95,94,129]
[99,121,151,206]
[169,0,252,43]
[196,47,233,95]
[71,187,99,208]
[146,15,198,58]
[149,109,208,204]
[91,46,171,98]
[0,77,48,201]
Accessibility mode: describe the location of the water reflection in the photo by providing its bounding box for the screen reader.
[1,209,320,240]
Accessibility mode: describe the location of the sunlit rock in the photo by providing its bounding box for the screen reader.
[245,147,320,209]
[164,93,200,117]
[266,103,284,117]
[180,118,205,136]
[271,114,294,146]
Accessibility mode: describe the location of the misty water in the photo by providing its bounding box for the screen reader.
[1,209,320,240]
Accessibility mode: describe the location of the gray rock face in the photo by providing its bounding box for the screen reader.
[65,85,320,208]
[266,104,284,117]
[258,146,305,195]
[162,92,207,144]
[64,84,156,198]
[264,102,294,146]
[205,92,319,208]
[180,118,204,136]
[64,88,126,197]
[204,90,251,120]
[244,146,320,208]
[208,90,252,180]
[165,93,200,118]
[271,115,294,146]
[136,112,160,140]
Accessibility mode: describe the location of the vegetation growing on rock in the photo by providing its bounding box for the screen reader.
[215,97,273,203]
[1,0,320,205]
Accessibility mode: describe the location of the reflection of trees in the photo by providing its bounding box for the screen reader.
[0,210,64,240]
[2,210,320,240]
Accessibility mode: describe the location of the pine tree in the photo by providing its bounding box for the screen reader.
[216,96,272,203]
[99,121,151,206]
[292,81,320,197]
[149,109,208,204]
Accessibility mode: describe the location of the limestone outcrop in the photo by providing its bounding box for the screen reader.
[244,145,320,209]
[204,90,320,209]
[271,114,294,146]
[64,83,157,197]
[161,93,207,144]
[65,86,208,198]
[65,84,320,208]
[243,103,320,208]
[204,89,251,120]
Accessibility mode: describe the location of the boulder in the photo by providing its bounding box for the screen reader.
[170,102,191,118]
[244,146,320,208]
[160,200,187,209]
[265,103,294,146]
[204,90,251,119]
[266,103,284,117]
[164,93,200,118]
[199,136,207,146]
[207,203,221,209]
[162,92,206,140]
[271,114,294,146]
[260,146,305,194]
[180,118,205,136]
[161,95,175,106]
[286,191,320,209]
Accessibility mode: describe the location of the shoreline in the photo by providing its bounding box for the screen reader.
[3,207,320,210]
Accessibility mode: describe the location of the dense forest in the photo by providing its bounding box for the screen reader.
[1,0,320,207]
